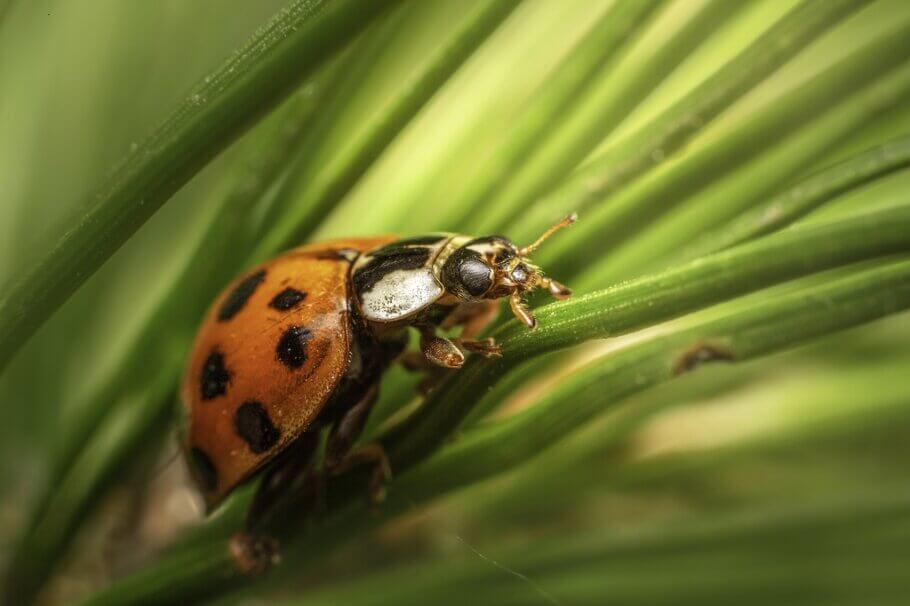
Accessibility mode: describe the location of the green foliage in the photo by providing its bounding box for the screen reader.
[2,1,910,605]
[0,0,398,374]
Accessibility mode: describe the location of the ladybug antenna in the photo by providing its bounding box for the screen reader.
[518,212,577,257]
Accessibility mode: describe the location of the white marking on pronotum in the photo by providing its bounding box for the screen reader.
[359,268,443,321]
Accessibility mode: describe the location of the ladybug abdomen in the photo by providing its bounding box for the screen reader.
[182,237,393,506]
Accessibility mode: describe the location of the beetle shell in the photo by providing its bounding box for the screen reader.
[182,236,393,506]
[183,215,576,510]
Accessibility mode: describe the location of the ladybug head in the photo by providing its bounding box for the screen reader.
[441,213,576,329]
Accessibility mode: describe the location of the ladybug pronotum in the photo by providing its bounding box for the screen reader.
[181,214,576,519]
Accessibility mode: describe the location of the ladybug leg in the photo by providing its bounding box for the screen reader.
[248,384,387,529]
[407,301,502,391]
[247,431,321,531]
[397,351,448,397]
[415,301,502,369]
[229,532,280,576]
[398,351,448,396]
[458,338,502,358]
[450,300,502,358]
[325,384,391,504]
[329,443,392,505]
[398,350,434,371]
[325,383,378,466]
[418,326,465,369]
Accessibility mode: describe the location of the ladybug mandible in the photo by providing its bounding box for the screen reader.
[181,214,576,514]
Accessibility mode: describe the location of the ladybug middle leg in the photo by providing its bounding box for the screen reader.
[325,383,391,504]
[246,430,322,532]
[247,382,390,534]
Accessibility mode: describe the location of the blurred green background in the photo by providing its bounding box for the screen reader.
[2,1,910,604]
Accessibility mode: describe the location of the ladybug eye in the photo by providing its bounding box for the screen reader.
[459,258,493,297]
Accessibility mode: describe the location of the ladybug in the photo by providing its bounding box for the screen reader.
[181,214,576,518]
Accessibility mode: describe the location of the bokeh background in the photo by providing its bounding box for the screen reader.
[2,1,910,604]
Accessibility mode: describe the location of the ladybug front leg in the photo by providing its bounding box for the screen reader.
[448,300,502,358]
[404,301,502,394]
[417,325,466,369]
[398,346,451,397]
[414,300,502,369]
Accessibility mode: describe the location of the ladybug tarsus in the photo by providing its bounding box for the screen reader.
[457,337,503,358]
[229,532,280,576]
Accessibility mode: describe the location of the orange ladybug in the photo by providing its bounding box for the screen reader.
[181,215,576,518]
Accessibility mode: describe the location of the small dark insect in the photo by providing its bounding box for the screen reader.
[673,341,736,376]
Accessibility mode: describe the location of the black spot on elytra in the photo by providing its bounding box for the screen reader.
[270,287,307,311]
[218,269,266,321]
[190,448,218,492]
[276,325,313,368]
[235,401,280,454]
[201,351,231,400]
[352,245,431,294]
